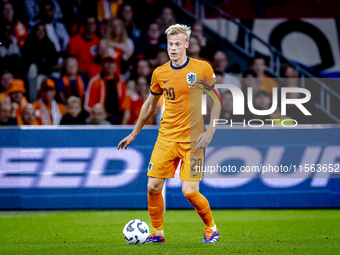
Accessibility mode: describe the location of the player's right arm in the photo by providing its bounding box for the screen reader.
[117,93,161,150]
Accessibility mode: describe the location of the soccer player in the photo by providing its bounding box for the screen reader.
[117,24,221,243]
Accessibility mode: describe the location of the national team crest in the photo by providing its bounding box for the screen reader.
[148,162,153,171]
[186,72,197,85]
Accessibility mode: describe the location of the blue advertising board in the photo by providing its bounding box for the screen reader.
[0,126,339,209]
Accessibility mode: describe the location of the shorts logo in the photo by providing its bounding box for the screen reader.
[187,72,197,85]
[148,162,153,171]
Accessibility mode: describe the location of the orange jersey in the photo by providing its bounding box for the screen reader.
[150,57,216,142]
[261,75,279,95]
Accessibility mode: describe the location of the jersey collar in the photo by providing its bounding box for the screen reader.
[170,56,190,70]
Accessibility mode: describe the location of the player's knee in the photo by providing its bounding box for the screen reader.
[148,185,162,192]
[147,181,163,192]
[182,185,198,195]
[147,177,165,192]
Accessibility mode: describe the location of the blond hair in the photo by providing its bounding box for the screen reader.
[67,96,81,106]
[165,24,191,42]
[104,18,128,44]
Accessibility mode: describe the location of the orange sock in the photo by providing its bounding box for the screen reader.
[148,190,164,231]
[184,190,215,228]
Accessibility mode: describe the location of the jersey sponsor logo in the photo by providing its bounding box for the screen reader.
[148,162,153,171]
[186,72,197,85]
[163,79,170,84]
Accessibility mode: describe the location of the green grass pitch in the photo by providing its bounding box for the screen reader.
[0,209,339,254]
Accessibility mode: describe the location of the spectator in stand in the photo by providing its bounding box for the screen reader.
[136,23,166,66]
[40,0,69,52]
[96,39,123,77]
[245,89,272,122]
[84,48,128,124]
[122,76,151,125]
[187,35,211,65]
[97,0,122,33]
[251,55,279,95]
[1,2,28,47]
[191,22,214,61]
[57,57,86,105]
[219,91,239,121]
[86,103,111,125]
[117,3,141,42]
[241,69,261,95]
[57,0,89,33]
[60,96,87,125]
[6,79,29,119]
[23,23,58,102]
[214,71,223,84]
[212,51,241,92]
[68,16,102,80]
[251,90,295,125]
[24,0,63,28]
[0,70,13,101]
[33,78,68,125]
[155,7,176,43]
[126,79,136,95]
[0,20,21,71]
[135,59,151,83]
[282,65,298,79]
[17,104,39,125]
[253,90,271,111]
[0,101,16,125]
[280,65,299,91]
[281,64,299,88]
[155,48,169,67]
[241,69,261,121]
[283,76,329,124]
[104,17,134,70]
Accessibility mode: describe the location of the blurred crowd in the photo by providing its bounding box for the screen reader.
[0,0,327,126]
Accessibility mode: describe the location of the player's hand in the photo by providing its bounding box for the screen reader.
[195,130,214,150]
[117,133,136,150]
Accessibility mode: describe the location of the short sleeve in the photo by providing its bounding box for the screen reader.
[150,68,163,95]
[203,62,216,89]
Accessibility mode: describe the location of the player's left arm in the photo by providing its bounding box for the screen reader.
[196,64,221,150]
[195,88,221,150]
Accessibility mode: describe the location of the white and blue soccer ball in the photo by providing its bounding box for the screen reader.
[123,219,150,245]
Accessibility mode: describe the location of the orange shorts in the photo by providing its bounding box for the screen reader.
[147,138,204,181]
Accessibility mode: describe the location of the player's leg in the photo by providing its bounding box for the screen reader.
[146,139,179,243]
[182,181,215,228]
[180,142,220,243]
[182,181,219,243]
[147,176,165,241]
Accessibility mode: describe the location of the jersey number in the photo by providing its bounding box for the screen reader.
[191,158,202,171]
[164,87,175,100]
